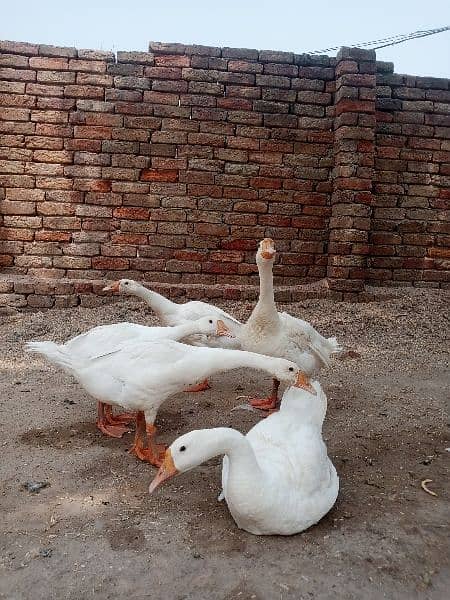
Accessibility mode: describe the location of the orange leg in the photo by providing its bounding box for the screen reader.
[249,378,280,411]
[184,378,211,393]
[104,403,136,426]
[96,402,131,438]
[128,411,166,467]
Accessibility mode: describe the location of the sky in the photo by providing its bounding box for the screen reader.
[2,0,450,77]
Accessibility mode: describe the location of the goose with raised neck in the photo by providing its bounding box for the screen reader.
[237,238,342,411]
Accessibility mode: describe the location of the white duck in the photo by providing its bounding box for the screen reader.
[26,317,231,438]
[149,381,338,535]
[27,338,313,466]
[103,278,243,391]
[234,238,342,410]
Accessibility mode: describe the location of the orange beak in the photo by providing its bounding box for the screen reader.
[294,372,317,395]
[102,280,120,293]
[148,449,179,494]
[216,319,233,337]
[260,238,276,260]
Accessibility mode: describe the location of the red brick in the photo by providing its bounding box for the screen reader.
[36,123,72,137]
[77,73,112,87]
[217,97,253,110]
[187,133,225,147]
[140,169,179,182]
[35,231,72,242]
[154,55,190,67]
[113,207,150,220]
[74,125,112,139]
[201,261,238,274]
[0,227,34,241]
[195,223,229,236]
[111,233,148,244]
[250,177,282,189]
[166,259,201,273]
[64,85,104,99]
[0,67,36,82]
[92,257,130,270]
[188,184,223,198]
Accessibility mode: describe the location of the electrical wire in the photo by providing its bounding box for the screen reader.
[307,25,450,55]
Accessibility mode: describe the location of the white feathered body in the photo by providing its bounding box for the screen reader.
[140,291,242,350]
[241,310,340,376]
[27,340,232,423]
[221,382,338,535]
[26,340,289,426]
[240,249,341,376]
[56,322,197,360]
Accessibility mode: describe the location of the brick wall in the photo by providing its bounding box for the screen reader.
[0,40,448,307]
[372,73,450,287]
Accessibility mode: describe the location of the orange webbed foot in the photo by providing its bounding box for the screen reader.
[104,405,136,426]
[128,415,166,467]
[96,419,131,438]
[249,397,278,411]
[128,443,166,467]
[184,378,211,393]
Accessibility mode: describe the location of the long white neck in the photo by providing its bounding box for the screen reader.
[246,257,279,328]
[166,321,207,341]
[258,258,275,304]
[187,428,263,487]
[192,347,279,380]
[131,285,176,318]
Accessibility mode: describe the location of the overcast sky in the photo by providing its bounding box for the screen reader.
[2,0,450,77]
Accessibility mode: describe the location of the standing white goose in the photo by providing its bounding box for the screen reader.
[235,238,342,410]
[103,278,243,391]
[26,316,231,438]
[149,381,338,535]
[27,338,312,466]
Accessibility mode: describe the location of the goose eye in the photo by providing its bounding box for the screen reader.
[180,445,186,452]
[288,367,294,372]
[124,281,129,286]
[208,319,213,324]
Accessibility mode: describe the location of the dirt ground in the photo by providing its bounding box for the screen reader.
[0,287,449,600]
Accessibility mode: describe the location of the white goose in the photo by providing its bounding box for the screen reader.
[103,278,243,391]
[235,238,341,410]
[149,381,338,536]
[27,338,313,466]
[26,317,231,438]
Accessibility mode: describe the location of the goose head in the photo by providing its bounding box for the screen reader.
[149,429,226,494]
[271,358,316,395]
[194,316,234,338]
[102,278,140,294]
[256,238,276,264]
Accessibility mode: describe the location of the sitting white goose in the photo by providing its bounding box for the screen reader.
[27,338,312,466]
[149,381,338,535]
[26,317,231,438]
[103,278,243,391]
[235,238,342,410]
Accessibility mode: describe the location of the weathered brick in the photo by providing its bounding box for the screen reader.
[140,169,178,182]
[114,76,151,90]
[0,67,36,82]
[0,41,448,293]
[77,73,113,86]
[64,85,104,99]
[0,54,29,68]
[116,50,155,64]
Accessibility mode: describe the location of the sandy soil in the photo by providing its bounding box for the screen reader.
[0,288,449,600]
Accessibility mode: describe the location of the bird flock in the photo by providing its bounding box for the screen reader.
[27,238,342,536]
